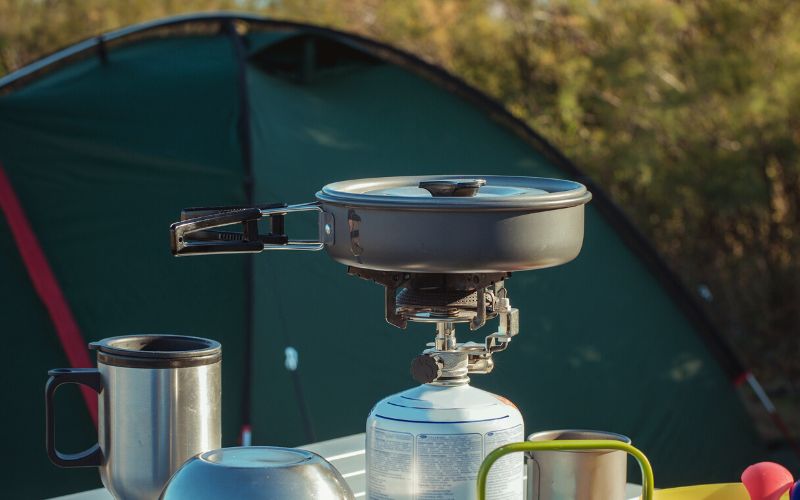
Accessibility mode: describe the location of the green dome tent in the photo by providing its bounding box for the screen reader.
[0,13,779,498]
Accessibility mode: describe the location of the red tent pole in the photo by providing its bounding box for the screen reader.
[0,164,97,427]
[737,371,800,460]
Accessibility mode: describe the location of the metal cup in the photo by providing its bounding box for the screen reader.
[526,429,631,500]
[46,335,222,500]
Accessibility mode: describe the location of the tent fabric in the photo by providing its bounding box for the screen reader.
[0,14,769,498]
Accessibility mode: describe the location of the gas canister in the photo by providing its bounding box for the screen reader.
[366,383,524,500]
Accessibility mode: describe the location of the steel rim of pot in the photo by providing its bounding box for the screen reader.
[315,175,591,211]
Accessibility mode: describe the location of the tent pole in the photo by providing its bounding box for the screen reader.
[224,20,256,446]
[742,372,800,460]
[0,164,97,427]
[223,20,317,445]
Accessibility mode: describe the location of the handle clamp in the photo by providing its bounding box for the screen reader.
[170,203,324,256]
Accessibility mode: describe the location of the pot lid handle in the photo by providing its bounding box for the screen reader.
[418,178,486,197]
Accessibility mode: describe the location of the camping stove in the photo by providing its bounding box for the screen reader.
[356,266,527,500]
[168,174,592,500]
[348,267,518,385]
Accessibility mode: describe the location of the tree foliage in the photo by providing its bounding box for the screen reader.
[1,0,798,429]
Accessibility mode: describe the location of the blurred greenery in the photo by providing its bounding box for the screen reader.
[1,0,797,435]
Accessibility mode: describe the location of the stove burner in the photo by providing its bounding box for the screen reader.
[396,288,497,323]
[345,266,519,383]
[346,266,509,329]
[397,288,478,308]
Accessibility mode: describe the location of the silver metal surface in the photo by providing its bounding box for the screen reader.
[96,341,221,500]
[160,446,355,500]
[435,322,457,350]
[413,292,519,383]
[260,203,325,251]
[321,206,336,245]
[527,430,631,500]
[317,175,590,210]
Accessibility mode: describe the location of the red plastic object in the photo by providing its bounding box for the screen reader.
[741,462,794,500]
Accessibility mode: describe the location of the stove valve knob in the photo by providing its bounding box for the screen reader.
[410,354,443,384]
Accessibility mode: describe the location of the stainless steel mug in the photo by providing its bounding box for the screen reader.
[46,335,222,500]
[526,430,630,500]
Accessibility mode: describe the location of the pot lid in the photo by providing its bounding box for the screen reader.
[316,175,591,210]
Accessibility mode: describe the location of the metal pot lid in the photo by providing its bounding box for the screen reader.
[316,175,591,210]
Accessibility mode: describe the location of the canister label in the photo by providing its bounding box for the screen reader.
[367,424,523,500]
[416,432,483,499]
[483,425,524,498]
[368,428,414,500]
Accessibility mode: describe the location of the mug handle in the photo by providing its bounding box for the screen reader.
[477,439,655,500]
[45,368,104,467]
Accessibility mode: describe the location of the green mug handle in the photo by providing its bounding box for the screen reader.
[477,439,654,500]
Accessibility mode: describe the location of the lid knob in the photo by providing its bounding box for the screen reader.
[419,178,486,197]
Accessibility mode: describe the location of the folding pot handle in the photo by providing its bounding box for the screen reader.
[45,368,104,468]
[169,202,325,256]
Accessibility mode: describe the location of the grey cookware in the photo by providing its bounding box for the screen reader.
[45,335,222,500]
[160,446,355,500]
[169,175,591,273]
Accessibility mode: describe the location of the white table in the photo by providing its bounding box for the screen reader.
[50,432,644,499]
